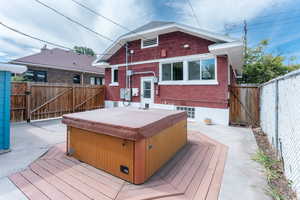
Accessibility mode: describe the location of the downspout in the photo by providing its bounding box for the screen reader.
[125,43,129,89]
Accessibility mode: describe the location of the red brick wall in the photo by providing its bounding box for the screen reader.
[104,31,232,109]
[105,56,229,109]
[108,31,215,65]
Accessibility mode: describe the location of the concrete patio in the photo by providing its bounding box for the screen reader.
[0,119,271,200]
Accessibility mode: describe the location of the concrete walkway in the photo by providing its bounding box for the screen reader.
[0,119,66,200]
[0,119,270,200]
[188,122,271,200]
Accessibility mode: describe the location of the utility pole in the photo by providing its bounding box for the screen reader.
[243,20,248,59]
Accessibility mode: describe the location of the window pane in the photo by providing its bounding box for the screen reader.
[201,59,215,80]
[144,89,151,98]
[73,74,81,84]
[172,62,183,80]
[162,64,171,81]
[24,70,34,82]
[143,81,151,90]
[36,71,47,82]
[113,69,118,82]
[90,77,95,85]
[188,61,200,80]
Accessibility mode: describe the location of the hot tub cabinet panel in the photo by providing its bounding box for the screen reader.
[63,108,187,184]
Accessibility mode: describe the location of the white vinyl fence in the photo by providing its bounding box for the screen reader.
[260,69,300,197]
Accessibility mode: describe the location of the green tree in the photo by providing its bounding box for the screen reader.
[241,40,300,84]
[74,46,96,56]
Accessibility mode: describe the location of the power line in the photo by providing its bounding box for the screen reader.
[186,0,201,28]
[0,21,73,50]
[34,0,123,47]
[0,21,112,55]
[69,0,147,40]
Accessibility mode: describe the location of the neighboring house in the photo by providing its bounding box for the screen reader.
[11,47,104,85]
[93,21,243,125]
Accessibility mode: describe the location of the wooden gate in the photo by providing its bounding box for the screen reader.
[229,85,260,126]
[11,82,105,122]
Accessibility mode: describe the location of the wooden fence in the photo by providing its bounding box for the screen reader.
[229,85,260,127]
[10,82,105,122]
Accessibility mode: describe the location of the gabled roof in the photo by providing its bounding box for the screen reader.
[94,21,239,63]
[11,48,104,75]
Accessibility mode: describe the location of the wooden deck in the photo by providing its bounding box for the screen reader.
[9,131,228,200]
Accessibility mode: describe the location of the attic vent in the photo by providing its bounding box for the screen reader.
[141,37,158,48]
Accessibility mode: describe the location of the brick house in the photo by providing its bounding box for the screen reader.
[11,47,104,85]
[93,21,243,125]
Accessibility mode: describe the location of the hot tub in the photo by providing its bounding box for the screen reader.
[62,107,187,184]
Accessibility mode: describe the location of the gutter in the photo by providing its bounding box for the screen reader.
[10,61,104,75]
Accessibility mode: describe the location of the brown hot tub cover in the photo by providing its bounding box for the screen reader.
[62,107,187,141]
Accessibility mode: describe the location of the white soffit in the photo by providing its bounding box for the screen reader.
[0,63,27,73]
[208,41,244,71]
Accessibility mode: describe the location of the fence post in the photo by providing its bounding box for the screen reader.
[72,86,75,113]
[275,80,279,155]
[26,82,31,123]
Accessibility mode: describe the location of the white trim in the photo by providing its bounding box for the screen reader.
[11,61,103,75]
[140,76,155,104]
[141,36,159,49]
[110,66,119,86]
[159,55,218,85]
[109,53,215,68]
[0,63,27,73]
[158,80,218,85]
[96,22,237,62]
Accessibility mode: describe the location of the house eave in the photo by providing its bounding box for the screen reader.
[95,23,238,64]
[208,41,244,72]
[0,63,27,74]
[10,61,104,75]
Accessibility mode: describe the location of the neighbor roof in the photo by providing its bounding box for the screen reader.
[94,20,239,63]
[11,48,104,75]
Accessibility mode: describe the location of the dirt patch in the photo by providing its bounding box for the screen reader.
[252,127,297,200]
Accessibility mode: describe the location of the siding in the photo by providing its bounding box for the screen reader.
[260,70,300,197]
[0,71,11,150]
[26,66,103,84]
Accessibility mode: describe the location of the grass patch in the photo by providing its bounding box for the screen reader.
[252,128,297,200]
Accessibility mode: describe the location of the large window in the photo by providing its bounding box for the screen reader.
[188,58,215,81]
[160,57,217,85]
[24,70,47,82]
[162,62,183,81]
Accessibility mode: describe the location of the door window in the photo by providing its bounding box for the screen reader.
[143,81,151,98]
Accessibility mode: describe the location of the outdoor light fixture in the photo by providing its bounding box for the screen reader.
[183,44,190,48]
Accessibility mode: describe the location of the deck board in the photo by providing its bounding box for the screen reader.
[9,131,228,200]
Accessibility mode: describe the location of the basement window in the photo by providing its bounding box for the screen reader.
[176,106,195,119]
[141,36,159,48]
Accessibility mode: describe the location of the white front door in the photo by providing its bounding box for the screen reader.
[141,77,154,106]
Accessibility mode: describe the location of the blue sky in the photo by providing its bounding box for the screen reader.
[0,0,299,64]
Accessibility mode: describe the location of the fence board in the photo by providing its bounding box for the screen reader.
[11,82,105,122]
[229,85,260,126]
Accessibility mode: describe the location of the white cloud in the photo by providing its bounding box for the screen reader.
[165,0,291,32]
[0,0,154,59]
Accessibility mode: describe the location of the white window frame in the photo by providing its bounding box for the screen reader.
[110,66,119,86]
[141,36,159,49]
[159,55,218,85]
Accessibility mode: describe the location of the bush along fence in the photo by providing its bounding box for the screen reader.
[260,69,300,197]
[10,82,105,122]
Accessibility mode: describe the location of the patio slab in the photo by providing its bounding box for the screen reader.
[188,122,271,200]
[0,119,66,178]
[9,131,228,200]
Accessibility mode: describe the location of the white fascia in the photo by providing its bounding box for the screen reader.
[0,63,27,73]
